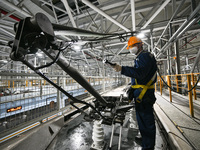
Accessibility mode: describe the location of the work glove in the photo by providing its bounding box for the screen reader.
[113,64,122,72]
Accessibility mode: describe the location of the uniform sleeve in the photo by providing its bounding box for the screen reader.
[121,54,153,80]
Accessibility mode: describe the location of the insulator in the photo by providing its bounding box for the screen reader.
[91,120,104,149]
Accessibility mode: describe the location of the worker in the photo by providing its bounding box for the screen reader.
[113,36,157,150]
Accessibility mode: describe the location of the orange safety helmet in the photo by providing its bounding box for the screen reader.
[126,36,142,49]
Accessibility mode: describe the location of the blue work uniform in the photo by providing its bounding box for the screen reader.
[121,50,157,150]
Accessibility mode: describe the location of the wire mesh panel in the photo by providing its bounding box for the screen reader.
[0,72,123,134]
[0,75,57,133]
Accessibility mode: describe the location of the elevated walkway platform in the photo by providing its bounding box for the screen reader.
[0,86,200,150]
[155,89,200,150]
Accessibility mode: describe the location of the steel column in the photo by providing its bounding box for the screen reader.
[131,0,136,31]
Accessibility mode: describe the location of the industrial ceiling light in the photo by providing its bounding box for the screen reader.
[72,45,82,51]
[137,32,145,39]
[0,60,8,63]
[71,41,87,51]
[36,52,43,57]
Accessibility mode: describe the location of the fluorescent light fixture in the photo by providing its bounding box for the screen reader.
[0,60,8,63]
[137,32,145,38]
[72,45,82,51]
[36,53,43,57]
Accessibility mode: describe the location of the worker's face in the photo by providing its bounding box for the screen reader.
[129,44,139,55]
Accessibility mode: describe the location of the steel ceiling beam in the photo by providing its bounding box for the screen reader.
[0,24,13,30]
[105,2,129,33]
[153,0,187,52]
[111,44,127,61]
[0,10,20,21]
[180,44,200,53]
[156,3,200,58]
[0,38,8,44]
[81,0,130,32]
[0,20,15,25]
[0,27,14,37]
[137,0,163,27]
[59,1,130,24]
[61,0,77,28]
[74,0,80,14]
[1,0,31,17]
[50,0,59,23]
[39,0,69,14]
[86,13,99,30]
[23,0,57,22]
[141,0,171,29]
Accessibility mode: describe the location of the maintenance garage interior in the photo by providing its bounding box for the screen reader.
[0,0,200,150]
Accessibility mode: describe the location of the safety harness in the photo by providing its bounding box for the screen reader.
[131,72,157,103]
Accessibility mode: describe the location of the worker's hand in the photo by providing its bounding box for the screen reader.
[113,64,122,72]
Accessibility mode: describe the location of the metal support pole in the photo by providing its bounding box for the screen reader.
[159,77,162,95]
[57,76,61,110]
[131,0,136,31]
[109,124,115,148]
[176,75,179,93]
[187,75,194,117]
[191,74,197,100]
[174,25,182,92]
[102,48,105,92]
[118,125,123,150]
[185,54,189,73]
[167,23,173,75]
[167,49,171,75]
[174,26,181,75]
[150,29,153,52]
[167,76,172,102]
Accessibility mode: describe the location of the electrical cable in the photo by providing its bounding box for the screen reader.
[35,50,61,70]
[178,126,200,132]
[168,131,194,148]
[34,43,71,70]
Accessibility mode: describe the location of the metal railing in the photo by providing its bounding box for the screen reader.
[0,73,125,136]
[155,73,200,117]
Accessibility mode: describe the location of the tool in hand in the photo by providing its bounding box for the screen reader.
[103,59,116,66]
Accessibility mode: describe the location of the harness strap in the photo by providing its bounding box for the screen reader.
[131,72,157,102]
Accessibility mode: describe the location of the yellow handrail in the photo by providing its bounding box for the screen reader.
[156,73,199,117]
